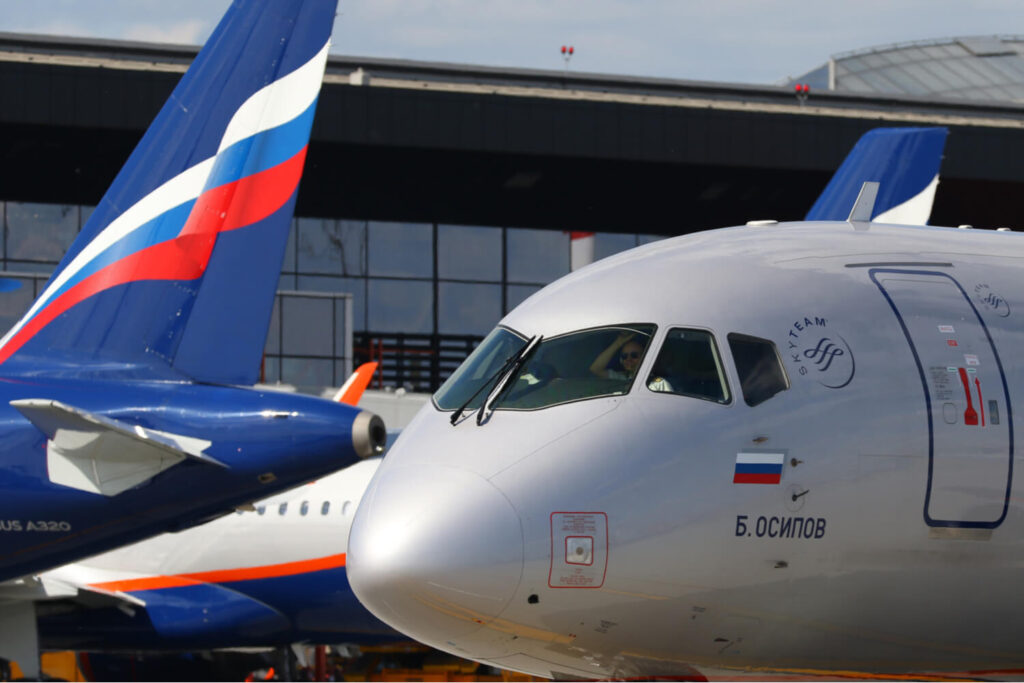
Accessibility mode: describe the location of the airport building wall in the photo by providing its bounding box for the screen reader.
[0,200,663,391]
[3,35,1024,391]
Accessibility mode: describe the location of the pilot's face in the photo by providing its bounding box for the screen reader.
[620,341,643,374]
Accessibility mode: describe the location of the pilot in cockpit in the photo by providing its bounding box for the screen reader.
[589,331,645,380]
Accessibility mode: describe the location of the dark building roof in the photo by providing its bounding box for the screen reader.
[2,32,1024,231]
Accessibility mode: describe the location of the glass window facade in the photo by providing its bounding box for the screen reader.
[368,279,434,334]
[506,228,569,284]
[438,224,501,281]
[0,274,41,337]
[368,221,433,278]
[7,202,78,263]
[594,232,639,261]
[297,218,367,276]
[0,199,667,390]
[263,291,353,388]
[439,282,502,335]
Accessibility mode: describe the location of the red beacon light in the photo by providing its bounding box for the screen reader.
[794,83,810,105]
[560,45,575,74]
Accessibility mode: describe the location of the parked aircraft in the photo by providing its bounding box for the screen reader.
[31,366,398,654]
[12,128,948,673]
[0,0,387,675]
[36,458,396,652]
[347,189,1024,675]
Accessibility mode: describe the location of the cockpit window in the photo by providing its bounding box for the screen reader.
[727,333,789,406]
[646,328,730,404]
[495,324,656,410]
[434,327,529,411]
[434,324,657,413]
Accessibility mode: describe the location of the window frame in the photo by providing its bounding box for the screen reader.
[643,326,733,406]
[726,332,791,407]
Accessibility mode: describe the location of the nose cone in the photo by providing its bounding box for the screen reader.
[348,464,523,645]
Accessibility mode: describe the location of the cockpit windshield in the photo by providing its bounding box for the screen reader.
[434,324,657,413]
[434,327,529,412]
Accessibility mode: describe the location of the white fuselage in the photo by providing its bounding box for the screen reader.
[45,459,380,600]
[347,221,1024,679]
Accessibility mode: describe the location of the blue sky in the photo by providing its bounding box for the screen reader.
[0,1,1020,85]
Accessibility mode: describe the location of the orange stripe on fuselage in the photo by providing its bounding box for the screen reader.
[89,552,346,593]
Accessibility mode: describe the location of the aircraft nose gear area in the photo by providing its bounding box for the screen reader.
[348,464,524,656]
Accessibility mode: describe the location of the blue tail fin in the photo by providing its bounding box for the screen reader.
[0,0,337,384]
[805,127,948,224]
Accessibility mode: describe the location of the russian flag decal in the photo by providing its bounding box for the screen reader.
[734,452,785,485]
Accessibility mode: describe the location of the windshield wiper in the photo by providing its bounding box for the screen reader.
[477,334,542,425]
[449,335,535,426]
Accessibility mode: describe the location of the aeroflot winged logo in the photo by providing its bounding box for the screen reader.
[0,41,330,366]
[786,315,856,389]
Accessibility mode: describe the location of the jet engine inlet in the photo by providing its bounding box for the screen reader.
[352,411,387,458]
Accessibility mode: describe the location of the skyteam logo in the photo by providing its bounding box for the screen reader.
[974,283,1011,318]
[786,316,855,389]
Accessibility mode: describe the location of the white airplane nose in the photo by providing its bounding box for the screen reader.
[347,464,524,644]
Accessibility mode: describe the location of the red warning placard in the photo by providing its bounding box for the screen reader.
[549,512,608,588]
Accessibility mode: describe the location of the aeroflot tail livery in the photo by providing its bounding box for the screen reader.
[349,208,1024,674]
[0,0,383,590]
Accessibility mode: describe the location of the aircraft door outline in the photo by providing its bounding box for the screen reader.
[869,268,1013,530]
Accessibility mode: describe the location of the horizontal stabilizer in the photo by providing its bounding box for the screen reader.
[74,581,149,608]
[11,399,219,497]
[131,581,289,640]
[18,573,150,608]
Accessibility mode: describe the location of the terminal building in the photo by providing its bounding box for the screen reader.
[2,32,1024,394]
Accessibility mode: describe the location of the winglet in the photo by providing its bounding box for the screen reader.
[333,362,379,406]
